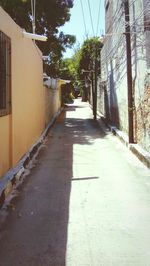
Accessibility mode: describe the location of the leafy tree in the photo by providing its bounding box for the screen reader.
[59,53,80,81]
[77,37,103,100]
[0,0,76,76]
[59,37,103,105]
[59,38,103,90]
[78,37,103,78]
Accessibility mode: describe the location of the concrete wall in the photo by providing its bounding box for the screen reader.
[136,73,150,151]
[130,0,150,150]
[45,79,62,127]
[143,0,150,68]
[100,0,128,131]
[0,7,45,177]
[99,0,150,152]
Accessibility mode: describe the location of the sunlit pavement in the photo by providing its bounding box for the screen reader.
[0,98,150,266]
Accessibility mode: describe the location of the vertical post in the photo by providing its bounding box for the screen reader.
[91,71,94,108]
[93,44,97,120]
[124,0,134,143]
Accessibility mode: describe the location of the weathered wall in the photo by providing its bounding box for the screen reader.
[45,79,62,127]
[130,0,150,151]
[99,0,150,152]
[136,75,150,151]
[143,0,150,68]
[99,0,129,132]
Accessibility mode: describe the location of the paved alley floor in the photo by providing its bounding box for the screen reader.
[0,99,150,266]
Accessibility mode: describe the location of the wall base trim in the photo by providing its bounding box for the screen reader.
[0,107,63,208]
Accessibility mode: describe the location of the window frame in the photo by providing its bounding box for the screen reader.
[143,0,150,31]
[0,30,11,117]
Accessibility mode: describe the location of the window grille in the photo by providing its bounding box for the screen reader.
[0,31,11,117]
[144,16,150,31]
[143,0,150,31]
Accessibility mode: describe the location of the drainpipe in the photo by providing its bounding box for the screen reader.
[124,0,134,143]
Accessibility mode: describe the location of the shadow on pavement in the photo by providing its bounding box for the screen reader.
[0,101,107,266]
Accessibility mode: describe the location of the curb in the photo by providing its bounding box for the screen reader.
[109,125,150,169]
[0,107,64,209]
[96,112,150,169]
[129,144,150,169]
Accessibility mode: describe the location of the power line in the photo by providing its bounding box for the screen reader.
[101,0,150,68]
[87,0,95,36]
[79,0,105,39]
[96,0,101,36]
[104,0,150,37]
[80,0,87,36]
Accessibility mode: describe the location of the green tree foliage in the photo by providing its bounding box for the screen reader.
[77,37,103,101]
[59,48,81,81]
[78,37,103,78]
[0,0,76,76]
[59,38,103,88]
[59,38,103,101]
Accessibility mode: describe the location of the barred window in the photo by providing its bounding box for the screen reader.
[143,0,150,31]
[0,31,11,117]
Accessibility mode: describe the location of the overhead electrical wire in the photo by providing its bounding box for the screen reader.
[96,0,101,36]
[104,0,149,35]
[79,0,105,38]
[80,0,88,36]
[101,1,150,66]
[79,0,149,42]
[104,1,150,37]
[87,0,95,36]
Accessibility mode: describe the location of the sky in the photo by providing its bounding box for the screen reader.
[60,0,105,58]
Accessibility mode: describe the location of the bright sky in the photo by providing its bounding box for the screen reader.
[60,0,105,58]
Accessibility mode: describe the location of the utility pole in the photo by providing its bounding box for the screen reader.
[93,46,97,120]
[124,0,134,143]
[92,43,98,120]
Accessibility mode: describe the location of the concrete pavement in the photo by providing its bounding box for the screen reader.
[0,99,150,266]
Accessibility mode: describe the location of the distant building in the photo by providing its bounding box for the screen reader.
[99,0,150,152]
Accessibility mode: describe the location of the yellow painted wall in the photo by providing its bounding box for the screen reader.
[0,7,45,176]
[0,116,11,177]
[11,35,45,166]
[0,8,64,178]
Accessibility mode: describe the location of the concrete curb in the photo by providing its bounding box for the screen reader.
[83,106,150,169]
[0,107,64,208]
[108,126,150,169]
[106,123,150,170]
[129,144,150,169]
[96,112,150,169]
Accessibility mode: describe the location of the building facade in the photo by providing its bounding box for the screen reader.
[0,7,62,178]
[99,0,150,152]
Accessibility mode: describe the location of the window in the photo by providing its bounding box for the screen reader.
[143,0,150,67]
[143,0,150,31]
[0,31,11,117]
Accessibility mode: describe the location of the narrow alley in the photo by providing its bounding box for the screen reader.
[0,99,150,266]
